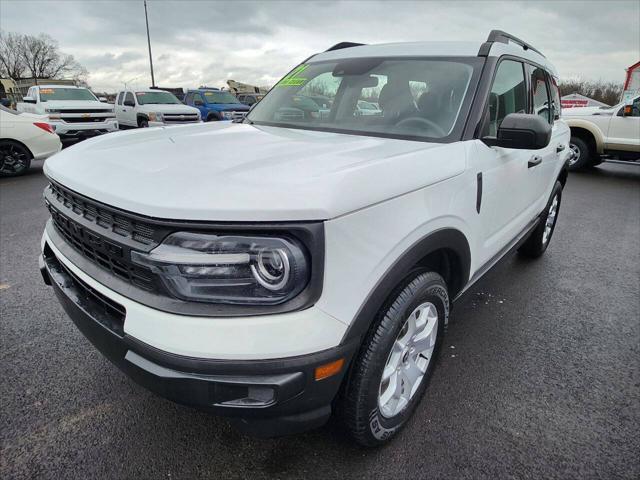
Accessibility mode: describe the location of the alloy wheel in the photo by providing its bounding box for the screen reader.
[543,194,559,245]
[568,143,581,166]
[0,143,30,176]
[378,302,438,418]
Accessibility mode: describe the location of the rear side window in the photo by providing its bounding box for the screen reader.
[529,65,551,124]
[549,74,562,120]
[487,59,527,136]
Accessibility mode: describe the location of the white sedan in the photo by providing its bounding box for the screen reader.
[1,105,62,177]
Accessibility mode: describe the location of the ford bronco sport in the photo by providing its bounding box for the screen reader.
[40,31,570,446]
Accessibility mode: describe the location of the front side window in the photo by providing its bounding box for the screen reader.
[135,91,181,105]
[487,60,527,136]
[631,96,640,117]
[117,92,124,105]
[247,57,480,141]
[203,91,239,104]
[38,88,97,102]
[529,65,551,124]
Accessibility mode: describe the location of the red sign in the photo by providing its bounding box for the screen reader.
[561,99,589,108]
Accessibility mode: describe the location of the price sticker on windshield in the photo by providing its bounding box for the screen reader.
[40,88,55,94]
[277,65,309,87]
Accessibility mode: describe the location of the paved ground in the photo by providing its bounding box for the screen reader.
[1,160,639,480]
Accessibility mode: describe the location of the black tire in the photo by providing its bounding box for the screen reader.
[567,136,591,171]
[589,156,604,167]
[138,117,149,128]
[518,181,563,258]
[206,114,219,122]
[0,140,33,177]
[340,271,448,447]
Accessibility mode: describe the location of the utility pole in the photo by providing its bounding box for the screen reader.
[144,0,156,87]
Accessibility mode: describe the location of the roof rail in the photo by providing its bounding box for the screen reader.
[325,42,365,52]
[478,30,545,58]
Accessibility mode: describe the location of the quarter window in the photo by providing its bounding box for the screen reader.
[487,60,527,136]
[529,65,551,124]
[549,74,562,121]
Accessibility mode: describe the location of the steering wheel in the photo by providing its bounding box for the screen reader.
[396,116,447,137]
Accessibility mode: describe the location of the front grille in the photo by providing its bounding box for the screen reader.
[48,182,157,247]
[46,182,159,291]
[57,109,114,114]
[45,244,126,335]
[226,111,247,121]
[62,116,114,123]
[163,114,200,123]
[48,205,155,291]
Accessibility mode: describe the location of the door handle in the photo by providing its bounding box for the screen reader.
[556,144,565,153]
[528,155,542,168]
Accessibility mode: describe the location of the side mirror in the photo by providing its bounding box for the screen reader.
[23,97,37,104]
[482,113,551,150]
[124,100,135,107]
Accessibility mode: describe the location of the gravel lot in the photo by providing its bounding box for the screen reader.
[1,159,639,480]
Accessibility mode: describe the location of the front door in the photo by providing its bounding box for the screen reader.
[606,96,640,152]
[472,59,539,266]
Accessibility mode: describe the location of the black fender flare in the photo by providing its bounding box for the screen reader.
[340,228,471,345]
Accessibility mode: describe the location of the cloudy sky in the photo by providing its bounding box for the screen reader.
[1,0,638,92]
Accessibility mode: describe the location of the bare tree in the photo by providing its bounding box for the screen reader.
[21,33,85,80]
[558,79,623,106]
[0,31,26,80]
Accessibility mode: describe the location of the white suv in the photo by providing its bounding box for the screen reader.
[40,31,570,446]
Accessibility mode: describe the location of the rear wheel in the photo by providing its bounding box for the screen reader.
[0,140,32,177]
[341,271,448,446]
[518,181,562,258]
[567,137,591,171]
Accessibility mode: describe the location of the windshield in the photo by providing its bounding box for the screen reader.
[247,57,480,141]
[39,88,97,102]
[203,91,240,104]
[135,91,181,105]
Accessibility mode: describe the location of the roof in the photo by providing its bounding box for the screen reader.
[310,34,558,77]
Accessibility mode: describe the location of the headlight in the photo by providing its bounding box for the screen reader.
[221,111,234,119]
[131,232,309,305]
[148,112,164,122]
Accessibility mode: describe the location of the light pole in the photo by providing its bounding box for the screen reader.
[144,0,156,87]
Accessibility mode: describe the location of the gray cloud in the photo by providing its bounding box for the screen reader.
[1,0,638,91]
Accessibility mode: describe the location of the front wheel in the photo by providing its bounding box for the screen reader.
[340,271,448,446]
[137,117,149,128]
[518,181,563,258]
[0,140,32,177]
[567,137,591,171]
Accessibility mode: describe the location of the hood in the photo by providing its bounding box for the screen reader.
[137,103,200,115]
[214,103,250,111]
[44,123,466,221]
[562,106,613,117]
[43,100,113,111]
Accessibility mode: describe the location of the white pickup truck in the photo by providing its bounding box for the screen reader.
[17,85,118,142]
[563,95,640,170]
[114,89,200,128]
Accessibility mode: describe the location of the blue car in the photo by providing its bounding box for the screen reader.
[184,88,250,122]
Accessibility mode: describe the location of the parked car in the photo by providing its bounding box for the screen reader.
[562,95,640,170]
[237,93,265,106]
[16,85,117,143]
[0,105,61,177]
[114,89,201,128]
[184,88,249,121]
[40,31,569,446]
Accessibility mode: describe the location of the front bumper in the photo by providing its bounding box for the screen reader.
[40,244,357,436]
[51,119,118,139]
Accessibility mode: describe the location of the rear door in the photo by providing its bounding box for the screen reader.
[526,64,562,210]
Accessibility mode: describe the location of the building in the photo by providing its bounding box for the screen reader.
[560,93,609,109]
[622,60,640,103]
